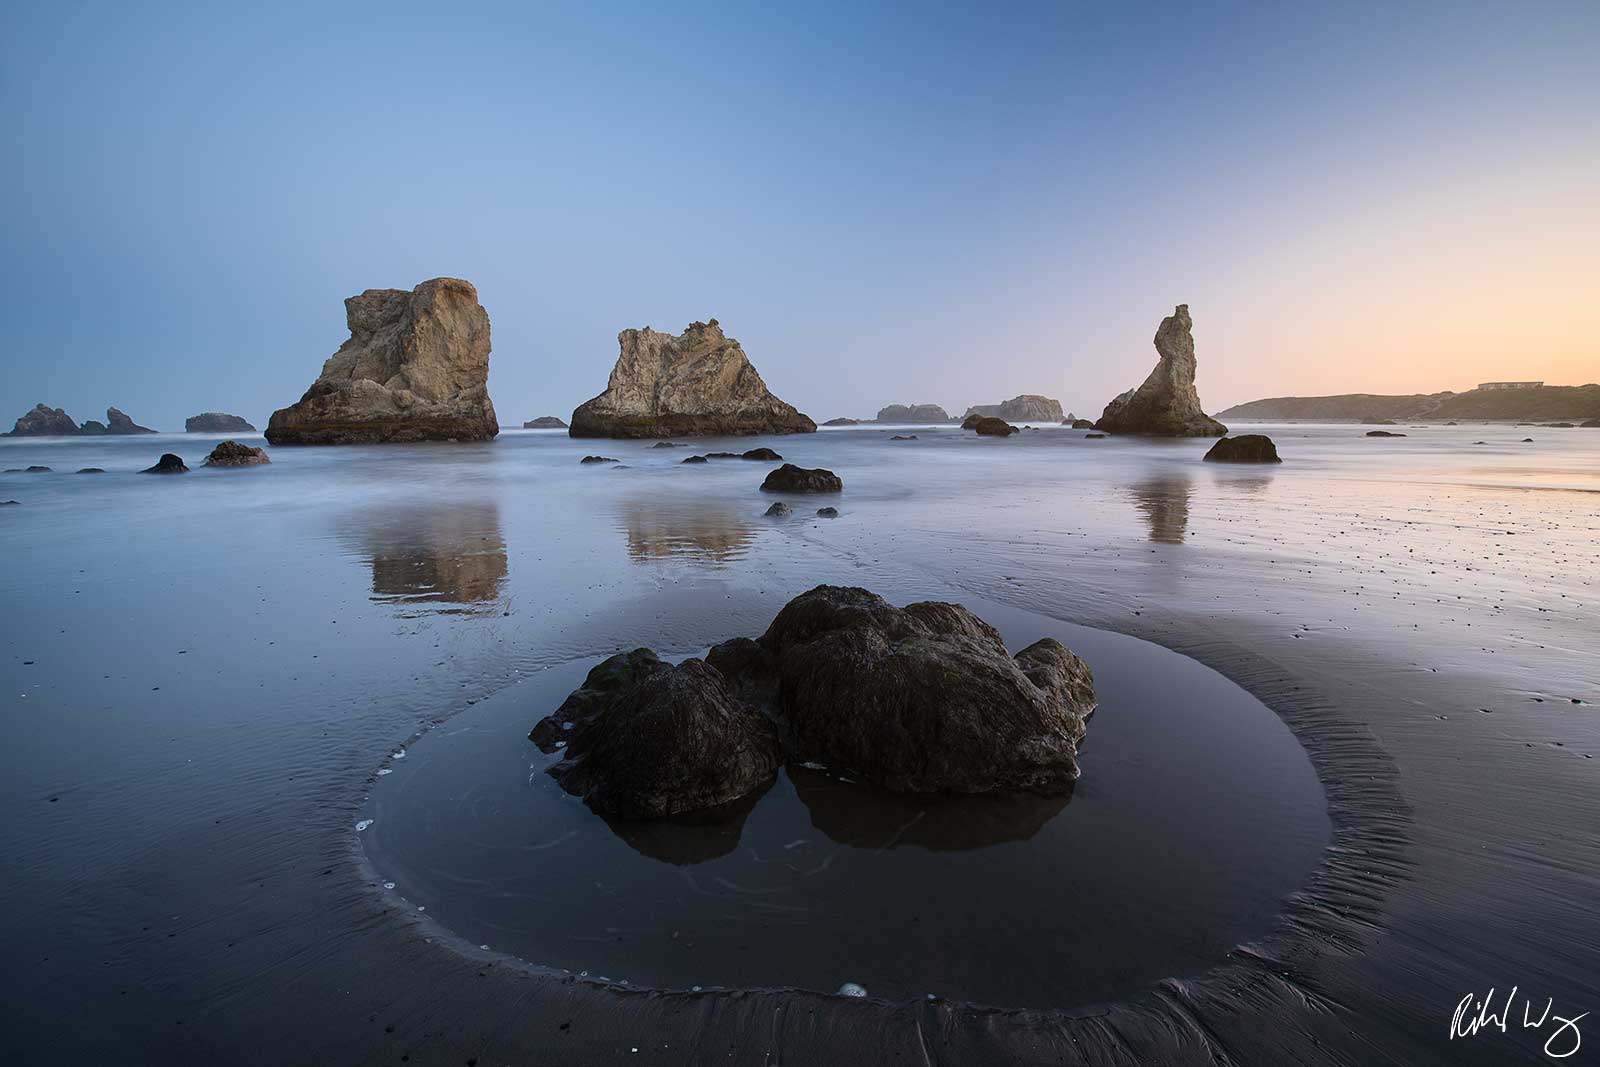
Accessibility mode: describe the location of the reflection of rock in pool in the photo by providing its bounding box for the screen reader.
[618,501,754,565]
[599,791,762,865]
[343,502,507,612]
[789,765,1069,851]
[1130,475,1191,544]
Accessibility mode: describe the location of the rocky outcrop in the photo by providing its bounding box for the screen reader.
[972,417,1018,437]
[6,405,79,436]
[816,507,838,517]
[1068,418,1094,429]
[1095,305,1227,436]
[522,416,567,429]
[875,404,950,423]
[760,464,842,493]
[141,453,188,474]
[1203,434,1282,463]
[186,413,256,433]
[106,408,156,434]
[265,278,497,445]
[580,455,618,464]
[530,587,1097,818]
[78,420,109,434]
[822,417,860,426]
[964,395,1064,422]
[570,319,814,438]
[203,441,270,467]
[534,656,784,819]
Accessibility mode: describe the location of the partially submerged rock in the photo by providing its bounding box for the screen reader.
[1203,434,1282,463]
[141,453,188,474]
[816,506,839,517]
[875,404,949,423]
[1069,418,1095,429]
[1095,305,1227,436]
[537,657,783,819]
[760,464,842,493]
[1084,432,1107,438]
[890,434,917,441]
[742,447,782,461]
[1582,417,1600,428]
[106,407,156,434]
[265,278,497,445]
[533,586,1097,818]
[580,455,618,465]
[570,319,815,438]
[75,468,105,474]
[203,440,270,467]
[6,465,52,473]
[186,412,256,433]
[964,396,1064,423]
[764,502,792,517]
[1364,430,1406,438]
[822,417,860,427]
[972,416,1018,437]
[522,416,567,429]
[6,404,78,436]
[681,455,708,464]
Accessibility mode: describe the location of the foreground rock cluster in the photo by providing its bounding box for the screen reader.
[570,319,815,439]
[266,278,497,445]
[1096,305,1227,436]
[531,586,1096,818]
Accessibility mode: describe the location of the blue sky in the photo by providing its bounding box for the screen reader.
[3,1,1596,430]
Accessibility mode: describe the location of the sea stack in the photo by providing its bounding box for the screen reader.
[1095,305,1227,436]
[5,405,79,436]
[186,413,257,433]
[265,278,497,445]
[964,396,1065,422]
[875,404,950,423]
[569,319,815,438]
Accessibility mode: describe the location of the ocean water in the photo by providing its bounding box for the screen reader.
[1,422,1597,1060]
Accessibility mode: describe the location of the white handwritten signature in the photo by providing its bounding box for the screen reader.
[1451,987,1587,1059]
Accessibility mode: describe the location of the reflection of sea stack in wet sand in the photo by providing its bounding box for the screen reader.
[351,503,508,611]
[1096,305,1227,436]
[570,319,815,439]
[531,586,1096,817]
[266,278,497,445]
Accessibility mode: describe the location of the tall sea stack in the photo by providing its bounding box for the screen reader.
[1095,305,1227,437]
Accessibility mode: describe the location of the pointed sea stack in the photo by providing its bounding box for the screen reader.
[570,319,815,438]
[265,278,497,445]
[1095,305,1226,436]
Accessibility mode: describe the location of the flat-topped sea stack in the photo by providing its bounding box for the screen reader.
[875,403,950,423]
[569,319,815,439]
[1095,305,1227,437]
[265,278,497,445]
[522,416,567,429]
[964,395,1064,422]
[186,412,256,433]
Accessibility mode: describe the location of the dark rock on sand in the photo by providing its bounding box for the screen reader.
[1203,434,1282,463]
[763,502,792,517]
[75,468,105,474]
[6,404,79,436]
[1544,422,1575,428]
[1522,437,1535,442]
[187,412,257,433]
[890,434,918,440]
[522,416,567,429]
[540,658,783,819]
[972,417,1018,437]
[1365,430,1406,438]
[106,407,157,434]
[203,441,270,467]
[266,277,497,445]
[651,441,679,448]
[530,649,668,752]
[1582,417,1600,428]
[1084,432,1107,438]
[570,319,814,438]
[760,464,842,493]
[875,404,949,423]
[822,417,860,426]
[1095,305,1227,436]
[816,507,839,517]
[742,447,782,461]
[964,395,1064,423]
[141,453,188,474]
[580,455,618,465]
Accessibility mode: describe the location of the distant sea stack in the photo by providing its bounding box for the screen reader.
[265,278,497,445]
[964,395,1064,423]
[875,404,950,423]
[523,416,567,429]
[5,404,158,436]
[187,412,256,433]
[569,319,815,439]
[106,407,157,434]
[1095,305,1226,437]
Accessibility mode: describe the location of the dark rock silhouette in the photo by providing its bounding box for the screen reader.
[6,405,78,436]
[522,416,567,429]
[760,464,842,493]
[972,417,1018,437]
[186,412,257,433]
[1364,430,1406,438]
[141,453,188,474]
[106,408,157,434]
[1204,434,1282,463]
[203,441,270,467]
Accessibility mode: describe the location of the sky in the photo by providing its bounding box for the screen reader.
[2,1,1597,431]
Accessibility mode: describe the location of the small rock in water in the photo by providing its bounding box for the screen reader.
[816,507,839,517]
[837,982,868,997]
[580,455,619,465]
[760,463,842,493]
[141,453,188,474]
[764,502,792,517]
[75,467,106,474]
[681,455,708,464]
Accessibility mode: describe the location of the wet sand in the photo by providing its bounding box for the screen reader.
[2,425,1596,1064]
